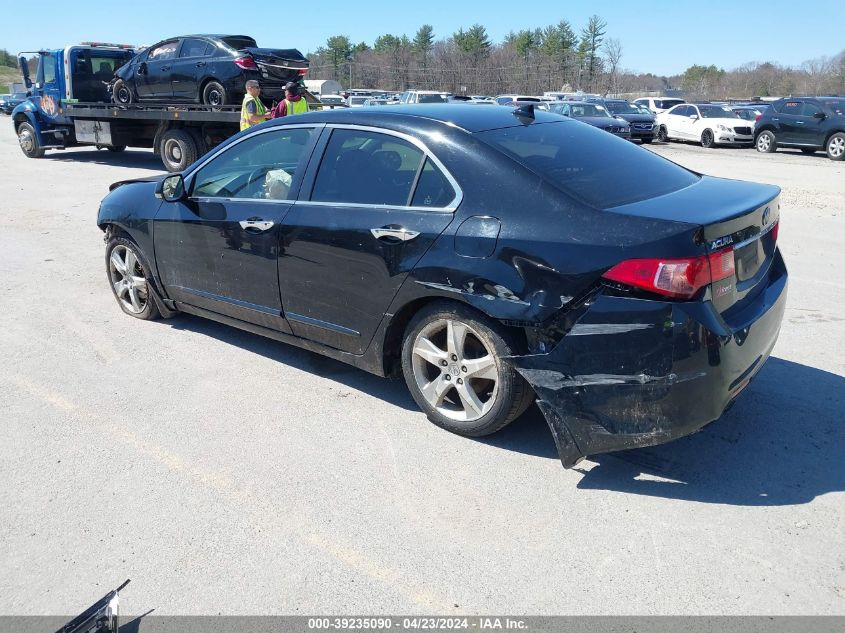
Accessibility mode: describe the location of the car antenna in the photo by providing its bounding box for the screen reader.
[513,103,535,123]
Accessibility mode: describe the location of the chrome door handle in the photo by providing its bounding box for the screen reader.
[370,227,420,242]
[239,219,274,232]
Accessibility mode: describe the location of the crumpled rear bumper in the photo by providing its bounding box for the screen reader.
[510,254,788,467]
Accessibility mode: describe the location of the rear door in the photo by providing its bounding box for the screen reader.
[278,126,460,353]
[170,38,211,100]
[153,124,322,329]
[136,40,178,100]
[776,100,805,143]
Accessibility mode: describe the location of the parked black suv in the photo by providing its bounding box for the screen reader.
[755,97,845,160]
[587,98,657,143]
[111,34,308,106]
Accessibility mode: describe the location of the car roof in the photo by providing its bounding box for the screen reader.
[266,103,572,133]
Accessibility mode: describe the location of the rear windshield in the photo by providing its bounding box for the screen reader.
[476,121,699,209]
[221,36,258,51]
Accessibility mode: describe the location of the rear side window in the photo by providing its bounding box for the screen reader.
[179,39,210,58]
[477,121,699,209]
[411,158,455,207]
[311,129,425,206]
[780,101,803,115]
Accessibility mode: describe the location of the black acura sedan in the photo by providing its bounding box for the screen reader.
[97,105,787,467]
[111,34,308,106]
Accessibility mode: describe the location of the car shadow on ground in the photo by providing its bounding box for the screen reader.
[42,149,164,170]
[573,357,845,506]
[160,313,419,411]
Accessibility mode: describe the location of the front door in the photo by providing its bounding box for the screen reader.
[136,41,179,100]
[278,127,459,354]
[153,125,321,330]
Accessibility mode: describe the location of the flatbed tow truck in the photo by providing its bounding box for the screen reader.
[11,43,322,171]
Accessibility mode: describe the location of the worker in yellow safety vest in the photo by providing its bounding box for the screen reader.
[240,80,269,131]
[268,82,310,118]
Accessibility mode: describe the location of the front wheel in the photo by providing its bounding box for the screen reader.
[401,302,534,437]
[202,81,228,106]
[701,129,715,148]
[656,126,668,142]
[756,130,776,153]
[826,133,845,161]
[112,79,134,105]
[106,236,160,320]
[17,122,44,158]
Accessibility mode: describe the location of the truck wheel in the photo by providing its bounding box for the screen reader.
[826,133,845,161]
[202,81,228,107]
[159,129,197,172]
[17,122,44,158]
[112,80,134,104]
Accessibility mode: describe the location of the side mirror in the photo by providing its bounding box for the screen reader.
[813,111,826,120]
[19,56,32,89]
[690,114,699,120]
[156,174,186,202]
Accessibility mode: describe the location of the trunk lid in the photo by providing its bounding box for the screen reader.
[610,176,781,315]
[243,47,308,81]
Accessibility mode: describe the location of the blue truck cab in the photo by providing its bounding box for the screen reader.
[12,44,136,157]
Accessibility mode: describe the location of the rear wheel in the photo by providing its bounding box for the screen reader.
[826,133,845,161]
[756,130,776,153]
[401,302,533,438]
[701,129,715,148]
[657,125,668,142]
[112,79,134,105]
[17,122,44,158]
[159,129,197,172]
[202,81,228,106]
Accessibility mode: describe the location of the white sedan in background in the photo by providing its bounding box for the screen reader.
[656,103,755,148]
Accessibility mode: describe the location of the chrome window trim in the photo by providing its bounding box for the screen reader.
[303,123,463,213]
[186,123,323,201]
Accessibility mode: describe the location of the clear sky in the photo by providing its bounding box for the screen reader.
[1,0,840,76]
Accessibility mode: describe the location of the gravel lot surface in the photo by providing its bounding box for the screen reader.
[0,122,843,616]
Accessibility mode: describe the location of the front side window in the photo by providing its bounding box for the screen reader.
[477,121,699,209]
[801,102,822,117]
[40,54,57,85]
[311,129,426,206]
[148,41,179,61]
[192,127,315,200]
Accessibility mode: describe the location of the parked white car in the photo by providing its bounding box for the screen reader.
[656,103,755,148]
[633,97,685,114]
[398,90,449,104]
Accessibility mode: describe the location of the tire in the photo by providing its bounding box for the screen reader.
[202,80,228,107]
[17,122,44,158]
[105,236,160,321]
[159,129,197,172]
[701,129,715,148]
[800,148,816,155]
[756,130,776,153]
[107,145,126,153]
[401,301,534,438]
[657,125,668,142]
[112,79,134,104]
[826,133,845,161]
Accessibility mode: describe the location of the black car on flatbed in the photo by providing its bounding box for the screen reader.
[111,34,308,107]
[755,97,845,160]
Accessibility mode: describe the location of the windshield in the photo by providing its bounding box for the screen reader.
[606,102,641,115]
[477,121,698,209]
[567,103,611,118]
[699,105,739,119]
[418,93,448,103]
[822,99,845,115]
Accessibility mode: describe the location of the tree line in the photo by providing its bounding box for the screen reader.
[306,21,845,99]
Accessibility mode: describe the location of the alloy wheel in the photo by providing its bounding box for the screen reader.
[109,245,149,314]
[829,136,845,158]
[757,134,771,152]
[411,318,499,422]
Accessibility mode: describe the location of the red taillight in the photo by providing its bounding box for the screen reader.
[770,221,779,243]
[234,56,258,69]
[755,113,762,121]
[298,68,309,75]
[602,247,735,299]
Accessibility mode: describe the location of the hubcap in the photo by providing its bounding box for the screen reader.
[117,87,130,103]
[411,319,498,422]
[19,129,34,152]
[109,245,149,314]
[164,139,182,164]
[758,135,771,151]
[830,137,844,157]
[209,89,222,106]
